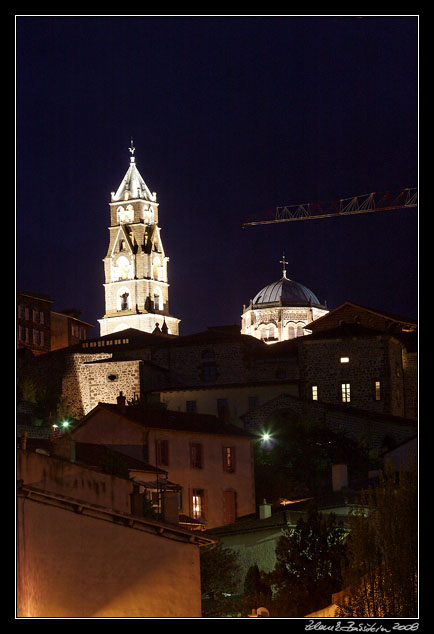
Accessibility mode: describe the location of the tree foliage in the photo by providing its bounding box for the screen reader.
[267,504,347,617]
[336,460,418,617]
[254,409,371,501]
[241,564,272,616]
[200,543,242,617]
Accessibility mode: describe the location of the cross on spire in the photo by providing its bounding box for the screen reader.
[280,253,288,278]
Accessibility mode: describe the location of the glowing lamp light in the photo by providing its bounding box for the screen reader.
[262,433,271,442]
[52,424,58,429]
[61,421,70,428]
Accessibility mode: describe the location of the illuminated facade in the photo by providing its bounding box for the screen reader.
[98,143,180,337]
[241,256,328,343]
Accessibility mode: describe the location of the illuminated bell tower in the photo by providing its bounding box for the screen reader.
[98,142,180,336]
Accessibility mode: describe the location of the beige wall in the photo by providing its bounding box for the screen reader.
[146,427,256,528]
[17,493,202,617]
[158,383,299,423]
[17,448,134,514]
[68,408,256,529]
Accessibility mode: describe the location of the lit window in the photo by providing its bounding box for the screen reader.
[153,289,163,311]
[375,381,381,401]
[341,383,351,403]
[312,385,318,401]
[222,447,236,473]
[192,489,205,520]
[39,311,45,324]
[296,325,304,337]
[340,357,350,364]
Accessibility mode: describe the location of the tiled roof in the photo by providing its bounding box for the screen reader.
[72,442,167,474]
[81,403,254,438]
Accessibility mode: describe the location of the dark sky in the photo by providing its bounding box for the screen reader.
[16,16,418,336]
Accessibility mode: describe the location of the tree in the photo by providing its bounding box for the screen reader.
[254,408,371,502]
[268,504,347,617]
[200,543,242,617]
[241,564,272,616]
[336,460,418,617]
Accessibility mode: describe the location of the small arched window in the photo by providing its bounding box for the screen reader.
[153,288,163,311]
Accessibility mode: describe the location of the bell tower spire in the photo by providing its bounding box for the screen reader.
[98,144,180,337]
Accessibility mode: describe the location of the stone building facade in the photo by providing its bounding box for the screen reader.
[298,302,417,420]
[99,143,180,337]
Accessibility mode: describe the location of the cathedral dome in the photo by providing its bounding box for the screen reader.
[252,275,323,307]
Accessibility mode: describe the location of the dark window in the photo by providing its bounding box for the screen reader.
[186,400,197,413]
[190,443,203,469]
[202,364,217,382]
[248,396,259,410]
[224,490,237,524]
[156,439,169,466]
[217,398,228,415]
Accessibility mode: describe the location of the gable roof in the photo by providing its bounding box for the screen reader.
[307,301,417,331]
[73,402,254,438]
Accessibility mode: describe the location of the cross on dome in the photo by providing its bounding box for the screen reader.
[280,253,288,279]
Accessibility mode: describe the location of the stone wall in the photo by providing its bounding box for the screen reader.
[297,335,408,417]
[242,393,416,453]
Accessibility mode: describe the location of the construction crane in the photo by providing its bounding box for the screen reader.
[242,187,417,227]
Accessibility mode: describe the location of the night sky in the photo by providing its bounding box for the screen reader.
[16,16,418,336]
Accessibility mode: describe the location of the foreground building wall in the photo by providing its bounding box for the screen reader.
[17,488,203,618]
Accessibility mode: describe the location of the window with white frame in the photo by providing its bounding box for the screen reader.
[341,383,351,403]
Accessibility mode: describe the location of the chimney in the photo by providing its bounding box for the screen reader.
[332,464,348,492]
[259,499,272,520]
[116,391,127,411]
[130,483,143,518]
[161,490,179,525]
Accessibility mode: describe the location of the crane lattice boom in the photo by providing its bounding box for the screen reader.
[242,188,417,227]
